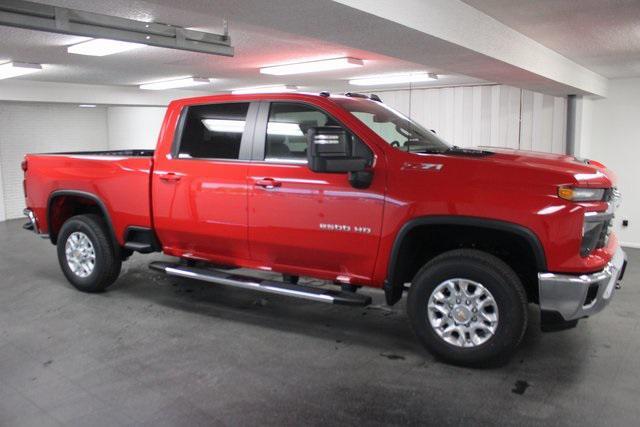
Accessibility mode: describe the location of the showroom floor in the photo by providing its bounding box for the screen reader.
[0,218,638,426]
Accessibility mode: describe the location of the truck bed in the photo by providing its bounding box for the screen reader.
[51,149,155,157]
[24,150,154,244]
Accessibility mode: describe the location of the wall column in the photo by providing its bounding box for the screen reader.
[566,94,579,155]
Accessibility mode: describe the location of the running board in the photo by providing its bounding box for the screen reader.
[149,262,372,306]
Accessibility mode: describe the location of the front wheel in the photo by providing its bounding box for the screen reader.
[407,249,527,367]
[57,214,122,293]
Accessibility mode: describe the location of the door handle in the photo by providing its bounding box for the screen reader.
[255,178,281,189]
[159,173,181,182]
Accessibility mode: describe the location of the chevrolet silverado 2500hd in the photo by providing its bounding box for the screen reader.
[22,92,627,366]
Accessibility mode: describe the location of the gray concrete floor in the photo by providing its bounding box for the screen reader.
[0,218,638,426]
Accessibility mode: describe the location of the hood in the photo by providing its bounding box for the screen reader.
[478,147,615,188]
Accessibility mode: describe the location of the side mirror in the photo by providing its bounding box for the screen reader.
[307,126,367,173]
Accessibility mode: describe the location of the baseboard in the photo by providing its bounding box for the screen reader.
[621,242,640,249]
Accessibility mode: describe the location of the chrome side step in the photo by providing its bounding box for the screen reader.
[149,261,372,306]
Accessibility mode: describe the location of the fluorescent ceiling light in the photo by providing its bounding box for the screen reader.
[349,72,438,86]
[68,39,143,56]
[260,57,363,75]
[202,119,246,133]
[79,104,97,108]
[231,84,298,94]
[201,119,302,137]
[0,62,42,80]
[139,77,210,90]
[267,122,303,137]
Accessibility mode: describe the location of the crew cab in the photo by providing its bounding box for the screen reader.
[22,92,627,366]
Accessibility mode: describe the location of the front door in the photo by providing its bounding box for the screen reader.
[247,101,386,284]
[152,101,257,265]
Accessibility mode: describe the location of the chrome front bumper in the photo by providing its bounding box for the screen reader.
[538,247,627,321]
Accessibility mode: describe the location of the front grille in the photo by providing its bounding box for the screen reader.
[596,219,613,249]
[603,188,613,202]
[582,187,620,256]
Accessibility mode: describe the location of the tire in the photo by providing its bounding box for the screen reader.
[57,214,122,293]
[407,249,527,367]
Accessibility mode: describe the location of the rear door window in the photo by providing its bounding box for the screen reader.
[177,102,250,160]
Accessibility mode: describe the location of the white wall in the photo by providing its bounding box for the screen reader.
[0,141,5,221]
[0,103,167,221]
[582,78,640,247]
[0,103,109,220]
[367,85,567,152]
[107,107,166,150]
[0,80,211,106]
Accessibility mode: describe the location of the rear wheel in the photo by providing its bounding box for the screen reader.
[57,214,121,293]
[407,249,527,367]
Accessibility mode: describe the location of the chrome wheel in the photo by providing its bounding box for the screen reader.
[65,232,96,278]
[427,278,499,348]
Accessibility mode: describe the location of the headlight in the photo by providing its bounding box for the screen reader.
[558,186,605,202]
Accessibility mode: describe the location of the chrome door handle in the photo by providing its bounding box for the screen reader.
[255,178,281,189]
[159,173,181,182]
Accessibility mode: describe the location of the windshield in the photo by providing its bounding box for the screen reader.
[334,97,451,153]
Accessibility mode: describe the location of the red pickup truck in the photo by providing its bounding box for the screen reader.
[22,92,627,366]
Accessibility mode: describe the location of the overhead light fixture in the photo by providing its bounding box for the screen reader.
[202,119,246,133]
[260,57,363,75]
[139,77,210,90]
[0,62,42,80]
[78,104,97,108]
[68,39,144,56]
[349,72,438,86]
[267,122,303,137]
[231,84,298,94]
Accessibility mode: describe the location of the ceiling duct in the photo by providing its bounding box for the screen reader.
[0,0,234,57]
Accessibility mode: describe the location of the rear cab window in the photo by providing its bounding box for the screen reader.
[177,102,250,160]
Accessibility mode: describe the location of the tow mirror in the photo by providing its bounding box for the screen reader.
[307,126,372,189]
[307,126,367,173]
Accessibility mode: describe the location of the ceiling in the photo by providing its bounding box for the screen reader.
[2,0,637,97]
[0,0,487,92]
[462,0,640,79]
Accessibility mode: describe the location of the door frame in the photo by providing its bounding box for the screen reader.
[249,100,377,163]
[168,100,261,162]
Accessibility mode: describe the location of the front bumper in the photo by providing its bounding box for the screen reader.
[538,246,627,322]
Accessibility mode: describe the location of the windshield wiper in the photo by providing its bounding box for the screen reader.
[443,145,494,157]
[407,147,448,154]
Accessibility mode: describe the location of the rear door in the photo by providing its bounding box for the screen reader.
[152,101,258,265]
[247,101,386,284]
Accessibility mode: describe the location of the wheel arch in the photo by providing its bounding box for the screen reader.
[47,190,117,246]
[384,216,547,305]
